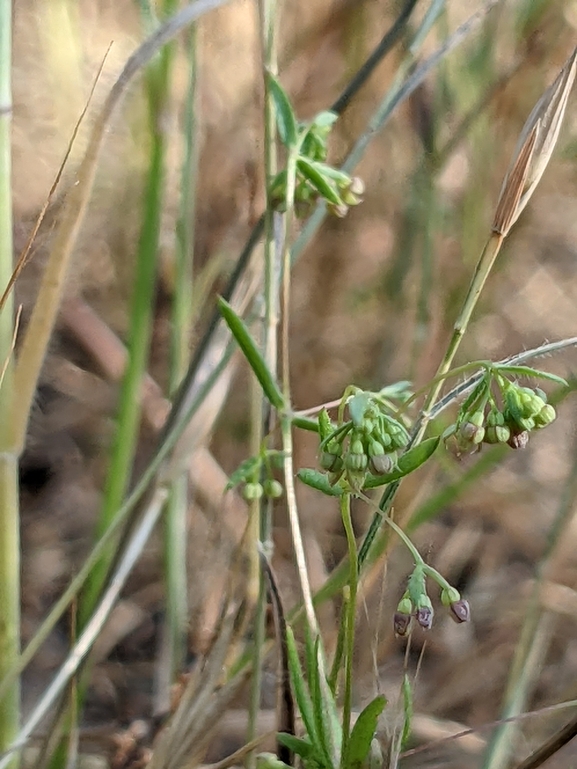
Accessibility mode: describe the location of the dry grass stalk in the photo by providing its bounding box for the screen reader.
[494,44,577,235]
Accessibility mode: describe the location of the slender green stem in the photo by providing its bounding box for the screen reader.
[357,231,506,568]
[420,232,504,422]
[0,1,19,764]
[80,21,173,624]
[339,494,358,767]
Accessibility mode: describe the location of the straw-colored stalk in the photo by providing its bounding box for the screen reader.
[0,0,20,764]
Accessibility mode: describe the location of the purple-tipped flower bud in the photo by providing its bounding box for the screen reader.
[394,611,412,637]
[449,599,471,624]
[508,430,530,449]
[394,596,413,637]
[416,605,433,631]
[416,596,434,631]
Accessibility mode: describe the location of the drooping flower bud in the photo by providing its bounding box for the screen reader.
[243,482,264,500]
[415,595,434,631]
[394,596,413,637]
[320,440,343,472]
[534,403,556,428]
[449,599,471,624]
[393,611,412,637]
[507,430,530,449]
[263,479,284,499]
[368,440,393,475]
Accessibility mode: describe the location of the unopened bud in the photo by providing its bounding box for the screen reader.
[263,479,283,499]
[393,611,412,637]
[327,202,349,218]
[508,430,530,449]
[449,599,471,624]
[243,482,264,500]
[416,596,434,631]
[535,403,556,428]
[440,586,461,607]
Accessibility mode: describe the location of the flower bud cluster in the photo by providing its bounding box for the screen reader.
[451,382,556,455]
[394,582,470,637]
[242,478,284,501]
[271,169,364,219]
[320,407,409,490]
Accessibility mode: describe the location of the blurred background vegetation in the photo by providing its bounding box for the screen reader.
[8,0,577,766]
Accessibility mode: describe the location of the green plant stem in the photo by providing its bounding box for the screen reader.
[340,494,358,768]
[421,232,504,421]
[0,1,19,764]
[358,230,505,569]
[80,32,172,625]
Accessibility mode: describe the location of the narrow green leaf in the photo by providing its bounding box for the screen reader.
[311,636,340,769]
[297,469,343,496]
[347,695,387,769]
[297,157,342,205]
[496,365,568,387]
[291,414,321,433]
[225,455,261,491]
[286,627,320,751]
[401,675,413,749]
[311,110,338,130]
[457,376,488,418]
[318,408,333,442]
[306,160,350,185]
[267,73,298,148]
[277,733,315,760]
[363,437,439,489]
[218,297,285,410]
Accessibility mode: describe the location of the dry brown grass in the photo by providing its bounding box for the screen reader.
[10,1,577,766]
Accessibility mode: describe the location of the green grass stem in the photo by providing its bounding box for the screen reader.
[80,15,174,624]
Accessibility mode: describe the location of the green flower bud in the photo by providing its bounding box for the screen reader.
[518,416,536,431]
[263,479,283,499]
[460,418,485,445]
[320,440,343,472]
[243,482,264,500]
[534,403,556,428]
[440,586,461,607]
[350,438,365,456]
[486,409,505,428]
[396,596,413,615]
[345,452,368,472]
[485,424,511,444]
[469,411,485,427]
